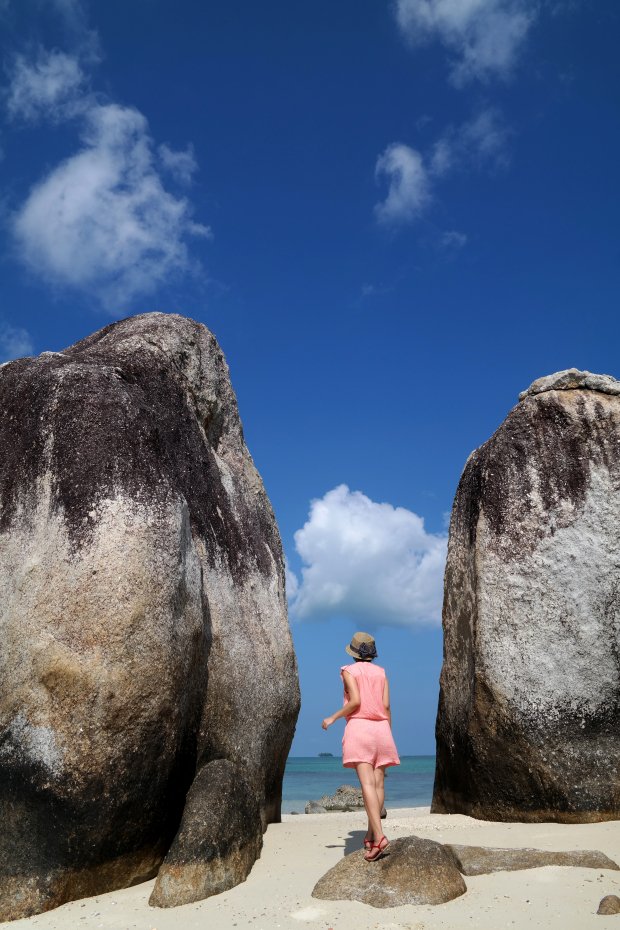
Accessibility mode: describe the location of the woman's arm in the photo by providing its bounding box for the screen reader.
[322,671,360,729]
[383,677,392,728]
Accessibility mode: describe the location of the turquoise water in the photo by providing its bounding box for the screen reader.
[282,755,435,814]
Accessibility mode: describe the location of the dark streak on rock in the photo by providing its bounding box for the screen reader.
[454,392,620,560]
[0,314,277,582]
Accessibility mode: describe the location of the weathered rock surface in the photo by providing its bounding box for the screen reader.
[312,836,466,907]
[433,369,620,822]
[519,368,620,400]
[305,784,387,816]
[305,801,328,814]
[149,759,262,907]
[315,784,364,811]
[446,845,620,875]
[598,895,620,915]
[0,313,300,920]
[313,836,619,908]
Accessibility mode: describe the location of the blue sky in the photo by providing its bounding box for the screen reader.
[1,0,619,755]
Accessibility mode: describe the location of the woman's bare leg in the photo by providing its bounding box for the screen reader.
[355,762,383,845]
[374,765,386,815]
[365,767,386,842]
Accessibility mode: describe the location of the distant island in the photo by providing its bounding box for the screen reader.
[318,752,333,757]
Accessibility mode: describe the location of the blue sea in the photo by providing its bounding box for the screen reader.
[282,755,435,814]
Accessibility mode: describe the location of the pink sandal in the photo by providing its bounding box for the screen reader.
[364,835,389,861]
[363,834,372,851]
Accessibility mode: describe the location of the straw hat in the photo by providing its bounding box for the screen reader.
[345,631,377,661]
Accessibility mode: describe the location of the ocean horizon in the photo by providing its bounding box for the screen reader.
[282,754,435,814]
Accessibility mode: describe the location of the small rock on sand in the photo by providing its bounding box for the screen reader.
[598,895,620,915]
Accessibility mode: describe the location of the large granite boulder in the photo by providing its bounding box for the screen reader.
[433,369,620,822]
[312,835,466,907]
[0,313,300,920]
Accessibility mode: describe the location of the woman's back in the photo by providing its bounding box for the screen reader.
[341,662,388,721]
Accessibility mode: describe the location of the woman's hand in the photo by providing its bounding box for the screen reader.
[322,674,360,730]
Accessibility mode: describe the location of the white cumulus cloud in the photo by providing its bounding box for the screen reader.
[0,323,34,361]
[4,0,206,311]
[395,0,536,85]
[374,143,431,226]
[10,90,209,309]
[288,484,447,628]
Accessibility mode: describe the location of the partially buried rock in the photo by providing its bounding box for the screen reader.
[318,785,364,811]
[312,836,466,908]
[305,784,387,816]
[0,313,300,920]
[149,759,261,907]
[446,845,619,875]
[598,895,620,915]
[433,369,620,822]
[305,801,328,814]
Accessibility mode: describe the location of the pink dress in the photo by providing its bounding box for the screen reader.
[340,662,400,769]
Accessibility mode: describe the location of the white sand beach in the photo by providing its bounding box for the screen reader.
[5,807,619,930]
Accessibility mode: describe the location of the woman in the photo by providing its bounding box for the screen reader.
[322,631,400,861]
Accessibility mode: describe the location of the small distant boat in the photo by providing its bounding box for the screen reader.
[318,752,333,757]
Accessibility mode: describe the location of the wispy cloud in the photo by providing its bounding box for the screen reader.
[440,229,468,249]
[395,0,536,86]
[374,143,431,225]
[430,106,512,175]
[50,0,84,19]
[0,323,34,361]
[46,0,100,58]
[360,281,393,299]
[158,142,199,186]
[457,106,512,166]
[375,106,509,228]
[284,555,299,602]
[3,3,207,311]
[288,484,447,628]
[6,48,85,122]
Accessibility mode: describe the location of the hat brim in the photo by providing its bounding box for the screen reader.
[345,644,373,660]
